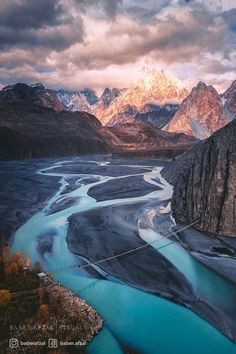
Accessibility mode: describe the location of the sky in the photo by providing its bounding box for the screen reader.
[0,0,235,92]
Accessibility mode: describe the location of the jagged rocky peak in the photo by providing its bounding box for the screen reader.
[96,68,188,125]
[128,68,188,104]
[162,119,236,237]
[80,88,98,106]
[167,80,228,139]
[100,87,122,107]
[56,88,98,112]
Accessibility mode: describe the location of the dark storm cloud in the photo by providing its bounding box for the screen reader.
[0,21,84,50]
[0,0,63,29]
[74,0,123,17]
[0,0,84,50]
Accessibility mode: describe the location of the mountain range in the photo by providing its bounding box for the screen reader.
[1,70,235,142]
[0,70,235,162]
[54,70,236,139]
[0,100,196,161]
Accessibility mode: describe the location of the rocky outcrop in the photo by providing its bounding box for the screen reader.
[0,82,66,111]
[167,81,228,139]
[162,120,236,236]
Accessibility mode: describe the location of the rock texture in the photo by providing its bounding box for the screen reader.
[167,81,228,139]
[162,120,236,236]
[0,82,66,111]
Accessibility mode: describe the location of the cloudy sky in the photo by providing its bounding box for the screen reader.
[0,0,235,92]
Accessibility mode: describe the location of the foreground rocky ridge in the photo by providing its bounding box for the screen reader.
[162,119,236,236]
[0,102,113,160]
[0,101,197,161]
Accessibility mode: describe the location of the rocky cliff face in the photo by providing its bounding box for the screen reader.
[0,83,66,111]
[162,120,236,236]
[222,80,236,121]
[167,82,228,139]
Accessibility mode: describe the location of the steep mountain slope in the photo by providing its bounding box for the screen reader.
[162,120,236,236]
[0,83,66,111]
[0,102,112,160]
[95,69,188,126]
[222,80,236,121]
[57,89,98,112]
[167,82,228,139]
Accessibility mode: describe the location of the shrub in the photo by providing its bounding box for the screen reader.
[0,289,11,308]
[39,304,49,319]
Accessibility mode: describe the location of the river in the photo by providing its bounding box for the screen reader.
[10,155,236,354]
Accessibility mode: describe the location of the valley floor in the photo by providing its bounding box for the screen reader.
[1,155,236,354]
